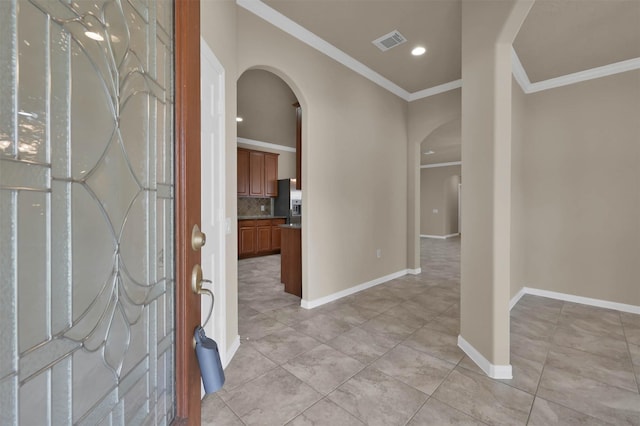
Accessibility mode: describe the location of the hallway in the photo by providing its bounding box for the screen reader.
[202,237,640,425]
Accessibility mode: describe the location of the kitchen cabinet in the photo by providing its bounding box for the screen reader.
[238,148,279,197]
[281,225,302,297]
[264,154,278,197]
[238,218,286,258]
[237,149,250,196]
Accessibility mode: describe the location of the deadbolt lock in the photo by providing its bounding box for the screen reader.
[191,224,206,251]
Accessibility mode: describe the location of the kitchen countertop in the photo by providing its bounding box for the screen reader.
[238,215,287,220]
[279,223,301,229]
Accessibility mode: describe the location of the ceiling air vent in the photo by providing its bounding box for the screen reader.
[372,30,407,52]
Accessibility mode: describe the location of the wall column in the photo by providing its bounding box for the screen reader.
[459,0,533,378]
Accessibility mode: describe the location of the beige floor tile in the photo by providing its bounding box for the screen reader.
[328,366,428,426]
[528,397,614,426]
[360,313,420,344]
[545,345,637,392]
[221,367,322,426]
[552,325,632,362]
[250,327,321,365]
[458,354,543,395]
[407,398,486,425]
[327,326,397,365]
[371,344,455,395]
[201,394,243,426]
[292,313,353,342]
[325,303,380,326]
[221,344,277,391]
[283,344,364,394]
[403,326,464,364]
[432,368,534,426]
[537,366,640,426]
[288,398,365,426]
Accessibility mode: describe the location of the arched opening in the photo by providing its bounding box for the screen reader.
[235,68,307,343]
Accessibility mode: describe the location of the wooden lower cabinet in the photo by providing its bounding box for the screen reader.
[238,218,286,258]
[281,226,302,297]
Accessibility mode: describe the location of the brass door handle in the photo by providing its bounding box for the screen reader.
[192,224,206,251]
[192,264,214,328]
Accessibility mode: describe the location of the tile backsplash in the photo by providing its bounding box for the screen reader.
[238,197,273,217]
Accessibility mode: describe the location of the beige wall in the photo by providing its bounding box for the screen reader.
[514,70,640,306]
[201,0,239,356]
[237,142,296,180]
[510,77,527,299]
[420,166,461,236]
[237,8,409,302]
[237,69,298,148]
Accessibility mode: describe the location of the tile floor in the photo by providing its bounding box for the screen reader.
[202,237,640,425]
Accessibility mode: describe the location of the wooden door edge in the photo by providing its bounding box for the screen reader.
[174,0,201,424]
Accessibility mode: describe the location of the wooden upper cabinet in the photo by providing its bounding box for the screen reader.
[249,151,265,196]
[237,149,250,196]
[264,153,278,197]
[237,148,279,197]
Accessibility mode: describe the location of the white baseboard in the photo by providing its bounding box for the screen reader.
[407,268,422,275]
[300,269,413,309]
[222,335,241,369]
[509,287,527,310]
[420,233,460,239]
[457,335,512,380]
[509,286,640,315]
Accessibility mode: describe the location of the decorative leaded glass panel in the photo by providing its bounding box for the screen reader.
[0,0,175,424]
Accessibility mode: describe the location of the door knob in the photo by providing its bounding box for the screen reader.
[192,224,206,251]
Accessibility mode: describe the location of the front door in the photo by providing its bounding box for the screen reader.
[0,0,201,423]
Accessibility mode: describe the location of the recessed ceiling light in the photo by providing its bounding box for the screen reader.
[423,150,435,155]
[84,31,104,41]
[412,46,426,56]
[236,117,243,122]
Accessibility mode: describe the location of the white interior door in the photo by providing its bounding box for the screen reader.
[0,0,175,423]
[200,39,228,370]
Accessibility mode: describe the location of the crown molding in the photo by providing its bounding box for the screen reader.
[511,46,531,92]
[237,0,411,100]
[512,48,640,94]
[237,137,296,153]
[420,161,462,169]
[408,79,462,102]
[239,0,640,101]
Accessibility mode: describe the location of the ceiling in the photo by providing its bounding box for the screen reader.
[245,0,640,164]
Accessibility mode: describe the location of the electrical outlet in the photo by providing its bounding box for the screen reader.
[432,209,438,214]
[260,205,265,212]
[376,249,382,258]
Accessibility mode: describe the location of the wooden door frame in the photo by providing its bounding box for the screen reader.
[174,0,202,423]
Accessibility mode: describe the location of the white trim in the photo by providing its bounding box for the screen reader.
[420,233,459,239]
[237,137,296,153]
[510,286,640,315]
[511,47,531,93]
[238,1,640,101]
[407,268,422,275]
[512,48,640,95]
[237,0,410,101]
[509,287,527,311]
[527,57,640,93]
[457,335,513,380]
[408,79,462,102]
[300,269,413,309]
[420,161,462,169]
[222,335,241,369]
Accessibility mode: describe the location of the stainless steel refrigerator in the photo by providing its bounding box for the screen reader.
[274,178,302,224]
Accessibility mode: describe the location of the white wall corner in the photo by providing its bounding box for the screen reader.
[408,79,463,102]
[300,269,413,309]
[457,335,513,380]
